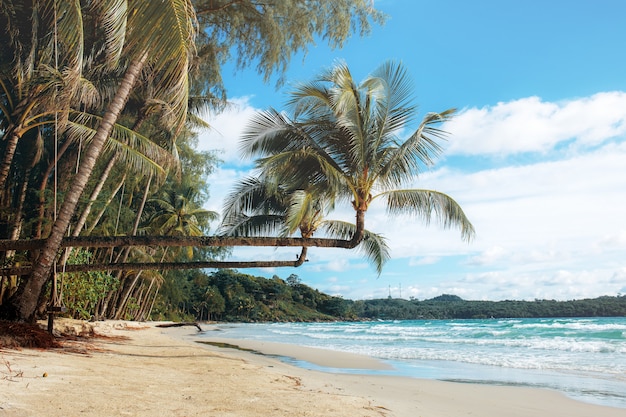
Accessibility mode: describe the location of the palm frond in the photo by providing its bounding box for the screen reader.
[378,108,456,189]
[221,176,288,219]
[321,220,390,274]
[67,110,173,177]
[89,0,128,69]
[382,189,475,242]
[125,0,198,132]
[219,213,287,237]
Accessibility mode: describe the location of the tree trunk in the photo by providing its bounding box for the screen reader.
[0,131,21,194]
[114,270,142,320]
[349,209,366,248]
[73,154,118,237]
[146,282,161,319]
[1,55,147,322]
[86,173,127,235]
[34,135,74,238]
[0,257,314,275]
[9,168,32,242]
[136,277,156,320]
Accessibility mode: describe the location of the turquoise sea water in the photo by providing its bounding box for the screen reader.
[205,317,626,409]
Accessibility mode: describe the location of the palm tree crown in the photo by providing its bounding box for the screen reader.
[241,60,475,249]
[220,175,390,274]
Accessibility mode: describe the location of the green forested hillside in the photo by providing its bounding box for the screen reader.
[151,269,353,322]
[352,295,626,320]
[148,269,626,322]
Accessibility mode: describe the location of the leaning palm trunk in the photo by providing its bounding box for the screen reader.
[114,270,143,320]
[136,277,157,320]
[59,155,120,266]
[99,174,150,319]
[34,136,75,238]
[110,177,152,320]
[0,129,23,194]
[3,55,148,322]
[72,154,118,238]
[86,173,127,235]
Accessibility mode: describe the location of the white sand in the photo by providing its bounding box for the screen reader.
[1,320,624,417]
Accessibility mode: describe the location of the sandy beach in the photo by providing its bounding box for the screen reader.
[1,320,624,417]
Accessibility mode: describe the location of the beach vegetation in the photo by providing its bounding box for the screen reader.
[151,270,626,322]
[151,269,347,322]
[0,1,384,323]
[58,250,119,320]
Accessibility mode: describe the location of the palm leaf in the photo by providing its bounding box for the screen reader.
[321,220,390,274]
[125,0,198,132]
[381,189,475,242]
[65,112,172,178]
[219,213,287,237]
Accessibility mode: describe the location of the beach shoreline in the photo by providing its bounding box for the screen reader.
[1,320,624,417]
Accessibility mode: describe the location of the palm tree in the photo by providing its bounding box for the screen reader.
[0,0,84,194]
[241,60,475,251]
[220,175,390,274]
[2,0,199,322]
[147,181,219,260]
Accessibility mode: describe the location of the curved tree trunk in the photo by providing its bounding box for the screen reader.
[136,277,156,320]
[349,209,366,248]
[0,131,22,194]
[1,55,147,322]
[86,173,127,235]
[114,270,142,320]
[0,235,354,251]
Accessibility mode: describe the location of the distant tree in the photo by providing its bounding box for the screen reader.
[429,294,464,302]
[286,274,301,287]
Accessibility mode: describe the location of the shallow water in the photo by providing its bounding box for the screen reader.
[204,317,626,409]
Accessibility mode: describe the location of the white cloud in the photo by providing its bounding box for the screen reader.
[196,96,259,166]
[444,92,626,156]
[467,245,509,266]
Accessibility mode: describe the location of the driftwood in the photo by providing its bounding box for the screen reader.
[155,322,202,332]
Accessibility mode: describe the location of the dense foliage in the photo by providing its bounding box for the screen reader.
[29,263,626,321]
[150,269,352,322]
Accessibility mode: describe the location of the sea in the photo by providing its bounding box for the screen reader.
[204,317,626,409]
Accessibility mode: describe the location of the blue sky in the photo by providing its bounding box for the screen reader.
[197,0,626,301]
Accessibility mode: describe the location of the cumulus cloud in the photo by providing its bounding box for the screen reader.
[444,92,626,156]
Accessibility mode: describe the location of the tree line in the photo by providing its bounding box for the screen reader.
[351,294,626,320]
[56,266,624,322]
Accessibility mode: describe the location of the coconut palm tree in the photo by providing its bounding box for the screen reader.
[0,0,84,194]
[220,175,390,274]
[147,182,219,259]
[2,0,198,322]
[241,60,475,251]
